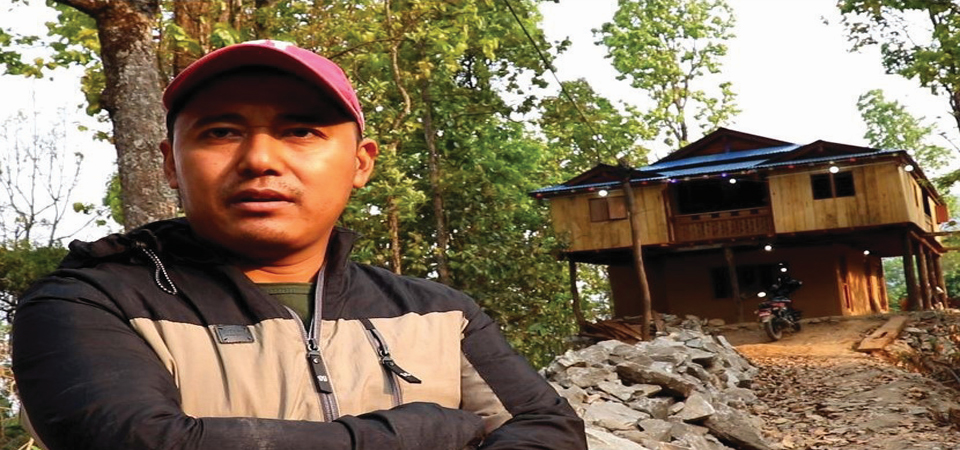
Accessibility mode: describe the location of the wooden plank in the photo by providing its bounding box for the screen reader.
[857,315,909,352]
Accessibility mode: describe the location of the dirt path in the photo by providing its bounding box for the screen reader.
[718,317,960,450]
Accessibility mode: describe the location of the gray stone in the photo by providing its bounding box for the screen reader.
[629,396,675,420]
[669,421,710,439]
[718,387,758,408]
[684,338,705,349]
[638,418,674,442]
[635,384,664,398]
[552,383,587,409]
[687,349,718,367]
[584,401,650,431]
[685,363,719,387]
[586,428,654,450]
[672,433,731,450]
[576,345,613,367]
[598,380,639,402]
[568,366,611,389]
[702,405,772,450]
[617,362,699,398]
[673,392,716,422]
[646,346,689,366]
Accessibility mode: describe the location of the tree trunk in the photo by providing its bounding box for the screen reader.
[569,260,586,331]
[419,79,451,286]
[621,178,652,341]
[60,0,179,230]
[172,1,210,75]
[387,195,402,274]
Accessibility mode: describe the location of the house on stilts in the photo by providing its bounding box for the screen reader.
[531,128,950,324]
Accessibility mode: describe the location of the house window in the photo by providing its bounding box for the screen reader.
[811,171,855,199]
[589,197,627,222]
[675,178,767,215]
[710,263,779,299]
[923,193,932,217]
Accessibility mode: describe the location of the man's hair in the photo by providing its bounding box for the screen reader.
[165,67,362,145]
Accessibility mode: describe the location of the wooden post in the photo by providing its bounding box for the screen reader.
[724,247,743,323]
[569,259,587,331]
[902,233,920,311]
[916,243,931,310]
[621,178,653,341]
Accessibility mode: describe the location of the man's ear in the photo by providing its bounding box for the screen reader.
[353,138,379,188]
[159,139,179,189]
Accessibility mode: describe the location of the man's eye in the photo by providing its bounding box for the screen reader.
[205,128,237,139]
[287,128,321,138]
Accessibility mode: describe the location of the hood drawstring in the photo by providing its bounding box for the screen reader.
[136,244,178,295]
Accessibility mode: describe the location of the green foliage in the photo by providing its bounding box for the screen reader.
[882,257,906,310]
[0,241,66,319]
[103,172,124,227]
[597,0,739,147]
[839,1,960,166]
[538,79,652,175]
[857,89,951,172]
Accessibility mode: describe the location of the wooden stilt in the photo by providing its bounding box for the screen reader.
[902,233,920,311]
[917,243,931,310]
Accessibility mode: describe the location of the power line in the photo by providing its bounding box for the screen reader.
[503,0,609,165]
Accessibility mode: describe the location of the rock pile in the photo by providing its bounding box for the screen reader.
[544,323,773,450]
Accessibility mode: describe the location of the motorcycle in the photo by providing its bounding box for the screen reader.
[755,273,803,341]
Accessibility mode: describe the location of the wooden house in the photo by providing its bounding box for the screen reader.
[532,128,949,324]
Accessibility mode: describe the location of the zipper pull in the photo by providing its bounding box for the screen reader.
[379,354,422,384]
[306,339,334,393]
[360,318,422,384]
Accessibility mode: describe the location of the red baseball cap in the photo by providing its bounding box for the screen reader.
[162,40,365,132]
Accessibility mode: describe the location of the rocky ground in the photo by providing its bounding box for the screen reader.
[727,314,960,450]
[556,313,960,449]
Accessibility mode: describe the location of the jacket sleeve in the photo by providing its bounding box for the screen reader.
[12,277,483,450]
[458,299,587,450]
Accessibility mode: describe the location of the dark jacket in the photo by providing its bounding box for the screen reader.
[12,219,586,450]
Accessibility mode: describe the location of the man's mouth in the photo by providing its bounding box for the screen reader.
[228,189,294,208]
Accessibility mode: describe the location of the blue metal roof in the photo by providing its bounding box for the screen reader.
[653,158,769,178]
[530,147,909,197]
[756,149,902,169]
[642,144,800,171]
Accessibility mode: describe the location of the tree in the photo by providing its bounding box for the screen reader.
[596,0,739,148]
[857,89,952,176]
[538,79,651,177]
[839,0,960,183]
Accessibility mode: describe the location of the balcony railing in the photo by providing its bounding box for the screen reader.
[672,207,774,243]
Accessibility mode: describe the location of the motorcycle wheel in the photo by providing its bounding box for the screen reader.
[763,318,782,341]
[792,321,802,332]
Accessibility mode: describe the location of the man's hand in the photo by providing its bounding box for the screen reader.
[345,402,484,450]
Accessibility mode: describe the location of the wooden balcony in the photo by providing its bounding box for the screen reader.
[672,207,774,243]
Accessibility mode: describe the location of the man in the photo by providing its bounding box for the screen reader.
[12,40,586,450]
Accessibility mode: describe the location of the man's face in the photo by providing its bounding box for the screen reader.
[160,71,377,263]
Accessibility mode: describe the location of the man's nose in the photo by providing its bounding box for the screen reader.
[236,130,283,176]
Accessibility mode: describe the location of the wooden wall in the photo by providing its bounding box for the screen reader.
[549,185,670,252]
[768,162,938,233]
[607,244,888,323]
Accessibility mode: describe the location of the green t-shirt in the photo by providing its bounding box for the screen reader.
[257,282,314,324]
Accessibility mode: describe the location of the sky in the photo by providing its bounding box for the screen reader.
[0,0,955,241]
